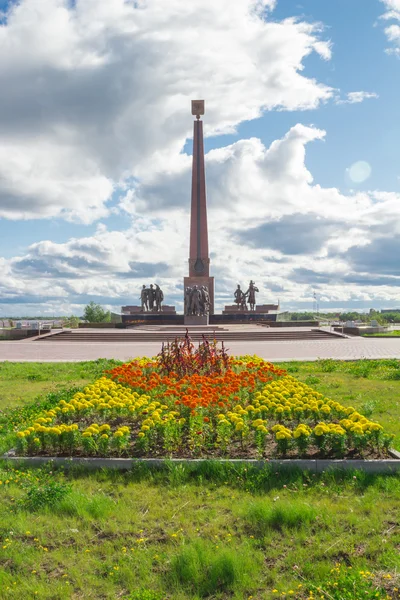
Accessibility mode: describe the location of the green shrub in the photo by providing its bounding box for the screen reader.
[387,369,400,380]
[317,359,339,372]
[18,480,71,512]
[305,375,320,385]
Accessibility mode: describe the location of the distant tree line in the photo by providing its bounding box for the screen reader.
[82,302,111,323]
[283,311,400,324]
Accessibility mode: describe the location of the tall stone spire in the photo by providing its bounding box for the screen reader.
[184,100,214,316]
[189,100,209,277]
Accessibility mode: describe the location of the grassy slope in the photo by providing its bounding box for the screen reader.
[0,464,399,599]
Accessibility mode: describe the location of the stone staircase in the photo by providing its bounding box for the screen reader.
[38,328,343,343]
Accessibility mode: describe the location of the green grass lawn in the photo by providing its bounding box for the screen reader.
[363,331,400,337]
[0,462,399,599]
[0,359,122,410]
[0,359,399,599]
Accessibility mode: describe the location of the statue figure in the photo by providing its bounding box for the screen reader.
[245,280,259,311]
[234,285,242,309]
[184,287,192,316]
[190,285,202,316]
[200,286,210,316]
[240,291,248,311]
[147,284,156,311]
[154,284,164,312]
[140,285,148,312]
[233,284,248,311]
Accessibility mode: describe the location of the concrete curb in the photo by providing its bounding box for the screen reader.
[1,455,400,473]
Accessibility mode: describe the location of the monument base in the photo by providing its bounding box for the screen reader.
[121,305,176,315]
[222,303,279,315]
[184,276,215,314]
[184,315,209,326]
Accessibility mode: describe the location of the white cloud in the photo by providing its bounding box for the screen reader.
[380,0,400,53]
[0,0,333,222]
[337,91,379,104]
[3,124,400,314]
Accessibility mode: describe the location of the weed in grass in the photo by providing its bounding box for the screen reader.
[127,592,165,600]
[304,375,320,386]
[243,499,317,536]
[316,359,340,372]
[387,370,400,380]
[168,539,260,597]
[54,490,114,519]
[17,479,71,512]
[360,399,378,417]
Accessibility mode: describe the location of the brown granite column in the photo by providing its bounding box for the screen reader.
[184,100,214,316]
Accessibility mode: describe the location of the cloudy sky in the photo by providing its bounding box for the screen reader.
[0,0,400,316]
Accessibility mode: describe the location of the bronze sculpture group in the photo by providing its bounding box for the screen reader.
[234,281,259,311]
[140,284,164,312]
[138,280,258,314]
[184,285,210,317]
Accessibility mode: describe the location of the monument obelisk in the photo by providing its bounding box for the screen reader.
[184,100,214,320]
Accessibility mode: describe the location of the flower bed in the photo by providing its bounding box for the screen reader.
[13,340,394,459]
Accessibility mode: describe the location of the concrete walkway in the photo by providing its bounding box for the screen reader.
[0,336,399,362]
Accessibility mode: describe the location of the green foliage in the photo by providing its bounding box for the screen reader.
[304,374,320,385]
[54,491,114,519]
[168,539,260,597]
[83,301,111,323]
[289,312,316,321]
[244,499,317,535]
[316,358,340,372]
[18,479,71,512]
[62,315,80,328]
[377,311,400,323]
[0,462,400,598]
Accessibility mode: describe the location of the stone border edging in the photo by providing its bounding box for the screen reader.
[1,455,400,473]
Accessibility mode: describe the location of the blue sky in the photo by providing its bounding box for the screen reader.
[0,0,400,315]
[203,0,399,192]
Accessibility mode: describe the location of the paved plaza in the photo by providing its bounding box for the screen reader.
[0,335,400,362]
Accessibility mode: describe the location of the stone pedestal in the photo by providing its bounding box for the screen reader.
[222,303,279,315]
[184,276,214,315]
[184,315,209,326]
[254,304,279,313]
[121,305,177,315]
